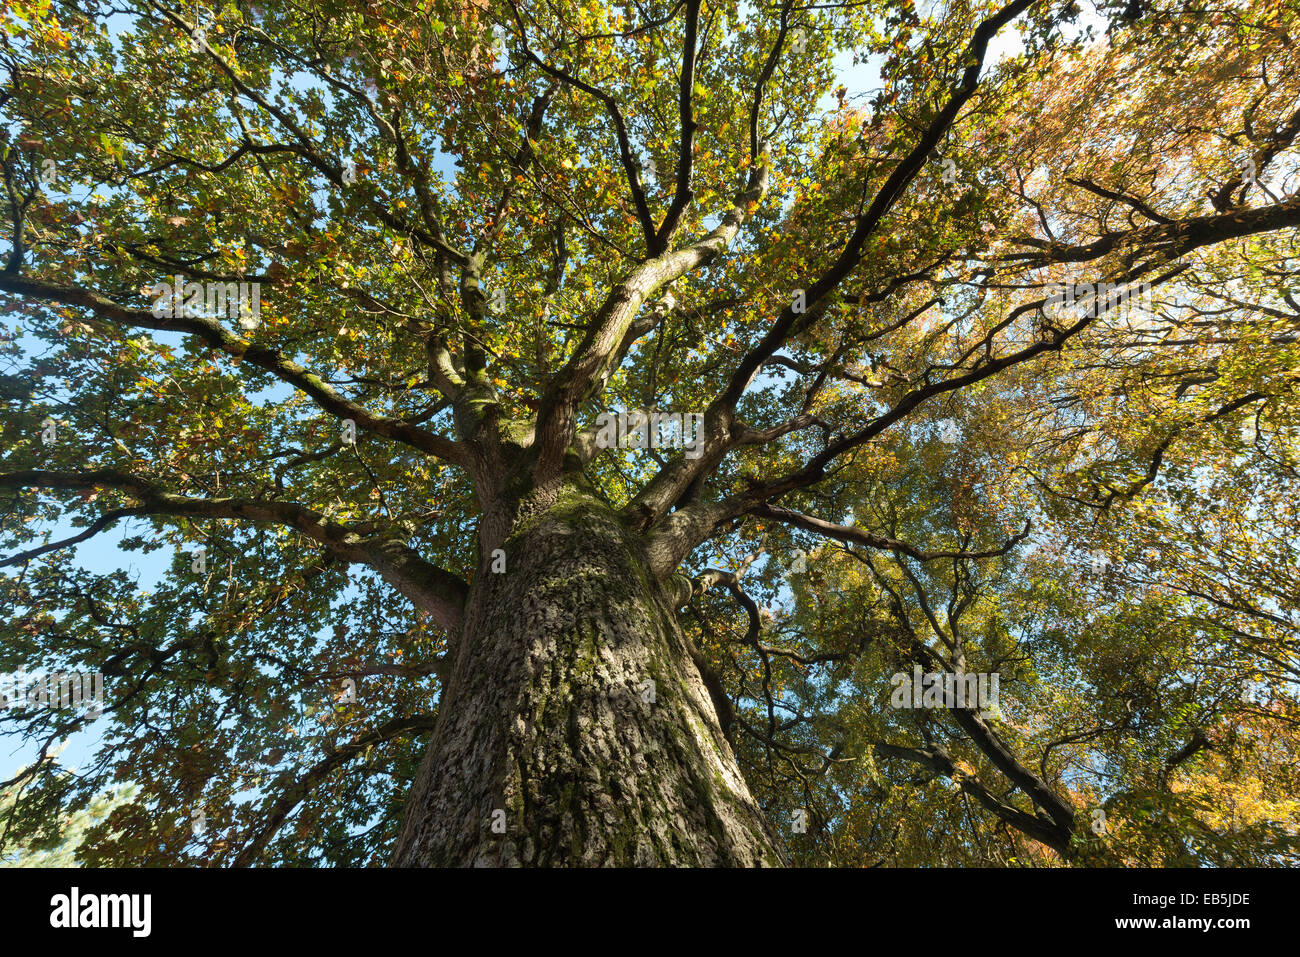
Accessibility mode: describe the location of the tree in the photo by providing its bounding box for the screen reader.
[1,0,1297,866]
[0,747,138,866]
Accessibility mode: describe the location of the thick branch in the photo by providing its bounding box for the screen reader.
[653,0,702,253]
[0,274,467,466]
[0,469,468,630]
[873,741,1070,854]
[751,505,1032,562]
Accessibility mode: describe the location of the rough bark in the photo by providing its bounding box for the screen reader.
[390,490,785,866]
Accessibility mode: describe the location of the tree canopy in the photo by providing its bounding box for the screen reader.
[1,0,1298,866]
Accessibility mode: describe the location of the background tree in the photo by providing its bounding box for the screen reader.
[1,0,1297,866]
[0,746,138,866]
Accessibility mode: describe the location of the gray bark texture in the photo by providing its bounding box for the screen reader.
[390,492,785,866]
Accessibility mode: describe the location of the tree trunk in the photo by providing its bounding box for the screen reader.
[390,491,785,866]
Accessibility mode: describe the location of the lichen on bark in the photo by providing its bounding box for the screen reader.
[390,488,785,866]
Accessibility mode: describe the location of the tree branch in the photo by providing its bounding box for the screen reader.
[0,469,468,631]
[0,274,468,467]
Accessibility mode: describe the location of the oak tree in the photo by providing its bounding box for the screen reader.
[1,0,1298,866]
